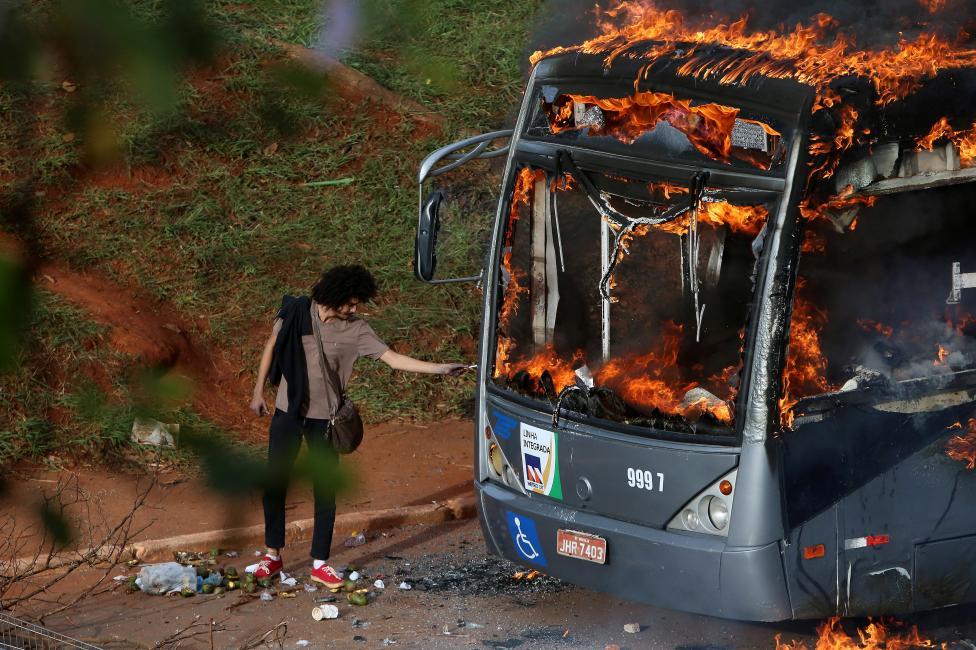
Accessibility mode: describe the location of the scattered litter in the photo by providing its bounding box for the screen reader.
[605,645,621,650]
[131,418,179,447]
[623,623,641,634]
[137,563,197,595]
[382,639,397,646]
[348,571,360,581]
[296,641,310,647]
[442,624,451,635]
[458,621,485,629]
[347,592,368,606]
[225,551,239,558]
[113,575,128,582]
[525,570,539,581]
[280,591,297,599]
[312,604,340,621]
[260,591,274,602]
[397,582,412,591]
[351,618,369,629]
[315,596,337,603]
[304,583,319,593]
[373,580,385,590]
[562,629,570,638]
[353,636,366,643]
[280,571,297,587]
[344,532,367,548]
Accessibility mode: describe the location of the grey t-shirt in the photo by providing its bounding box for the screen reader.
[272,302,389,418]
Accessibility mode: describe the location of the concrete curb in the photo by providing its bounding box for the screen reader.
[2,496,477,576]
[130,494,477,562]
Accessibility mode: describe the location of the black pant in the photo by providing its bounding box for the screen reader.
[263,410,338,560]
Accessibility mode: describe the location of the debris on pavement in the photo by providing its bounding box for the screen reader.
[347,591,368,606]
[312,604,340,621]
[394,555,564,597]
[344,531,367,547]
[136,562,197,595]
[296,641,310,647]
[225,551,239,558]
[280,571,297,587]
[315,596,338,604]
[623,623,641,634]
[374,579,385,589]
[382,639,397,646]
[259,590,274,602]
[304,583,318,592]
[348,570,361,581]
[397,582,412,591]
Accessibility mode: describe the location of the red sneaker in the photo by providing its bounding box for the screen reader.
[253,555,283,579]
[310,564,344,589]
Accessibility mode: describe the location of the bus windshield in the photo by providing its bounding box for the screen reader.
[491,164,776,435]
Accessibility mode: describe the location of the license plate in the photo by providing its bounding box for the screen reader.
[556,529,607,564]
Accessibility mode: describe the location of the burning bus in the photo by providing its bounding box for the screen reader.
[414,7,976,621]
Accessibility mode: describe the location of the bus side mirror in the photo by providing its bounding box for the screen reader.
[415,191,444,282]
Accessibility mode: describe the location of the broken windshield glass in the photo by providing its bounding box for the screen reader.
[492,164,774,434]
[783,181,976,428]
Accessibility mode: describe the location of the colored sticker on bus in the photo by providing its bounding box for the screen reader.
[519,423,562,500]
[506,511,547,567]
[490,410,517,440]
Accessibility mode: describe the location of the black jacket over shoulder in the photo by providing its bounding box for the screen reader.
[269,295,313,418]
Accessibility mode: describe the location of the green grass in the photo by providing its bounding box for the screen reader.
[1,0,544,440]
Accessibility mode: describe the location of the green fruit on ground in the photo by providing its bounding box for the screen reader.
[347,592,367,606]
[258,578,272,589]
[209,548,219,557]
[243,583,257,594]
[225,567,238,578]
[202,583,215,594]
[243,572,256,584]
[181,587,195,598]
[213,587,225,596]
[195,566,208,578]
[343,580,357,592]
[225,581,238,590]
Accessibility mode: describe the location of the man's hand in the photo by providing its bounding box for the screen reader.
[250,392,268,416]
[439,363,467,376]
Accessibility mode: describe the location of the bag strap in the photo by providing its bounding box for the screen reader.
[310,304,344,419]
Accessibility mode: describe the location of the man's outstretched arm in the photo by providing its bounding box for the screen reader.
[379,350,465,376]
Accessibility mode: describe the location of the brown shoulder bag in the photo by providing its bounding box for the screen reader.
[311,312,364,454]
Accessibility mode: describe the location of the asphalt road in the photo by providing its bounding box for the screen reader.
[32,518,976,649]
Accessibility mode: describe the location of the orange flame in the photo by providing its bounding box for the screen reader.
[775,616,940,649]
[934,344,950,367]
[780,279,834,428]
[920,0,947,13]
[858,319,894,339]
[799,185,877,226]
[497,167,547,332]
[947,419,976,469]
[547,91,780,167]
[917,117,976,167]
[530,5,976,108]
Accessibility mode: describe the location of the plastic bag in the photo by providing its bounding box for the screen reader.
[137,562,197,595]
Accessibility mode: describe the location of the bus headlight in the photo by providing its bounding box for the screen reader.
[488,442,505,477]
[667,469,737,537]
[705,496,729,530]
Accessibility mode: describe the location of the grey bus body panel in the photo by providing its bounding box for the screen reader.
[477,480,793,621]
[487,397,739,530]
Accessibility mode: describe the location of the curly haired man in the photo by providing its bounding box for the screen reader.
[249,265,464,587]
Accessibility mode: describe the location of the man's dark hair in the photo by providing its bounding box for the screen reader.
[311,265,378,308]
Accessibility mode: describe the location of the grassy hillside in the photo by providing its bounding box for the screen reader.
[0,0,545,466]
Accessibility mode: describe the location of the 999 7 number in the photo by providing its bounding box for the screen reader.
[627,467,664,492]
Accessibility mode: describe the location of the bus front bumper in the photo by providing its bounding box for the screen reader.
[476,480,793,622]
